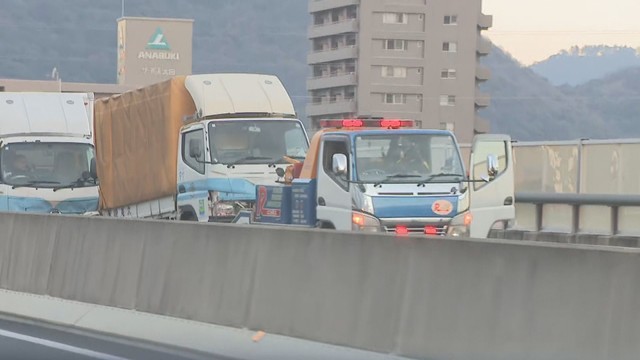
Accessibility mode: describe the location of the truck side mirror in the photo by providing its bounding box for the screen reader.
[332,153,347,176]
[486,154,499,180]
[90,158,98,180]
[189,139,202,159]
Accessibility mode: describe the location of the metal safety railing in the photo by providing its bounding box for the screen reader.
[460,137,640,196]
[512,192,640,236]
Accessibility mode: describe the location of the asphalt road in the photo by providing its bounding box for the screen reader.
[0,316,230,360]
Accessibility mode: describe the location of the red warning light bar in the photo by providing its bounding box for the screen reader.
[319,118,415,129]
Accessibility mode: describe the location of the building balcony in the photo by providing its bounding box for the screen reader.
[476,37,491,56]
[478,14,493,30]
[476,65,491,82]
[475,91,491,108]
[309,0,360,13]
[308,46,358,64]
[474,116,491,134]
[307,72,357,90]
[306,99,357,116]
[309,19,359,39]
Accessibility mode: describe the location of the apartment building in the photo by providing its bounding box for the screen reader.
[306,0,492,143]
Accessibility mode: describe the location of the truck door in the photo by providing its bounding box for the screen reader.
[177,125,208,221]
[316,135,352,230]
[468,134,515,238]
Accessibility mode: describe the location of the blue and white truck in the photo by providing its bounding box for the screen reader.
[0,92,99,214]
[233,118,514,238]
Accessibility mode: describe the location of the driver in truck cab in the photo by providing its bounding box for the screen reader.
[385,136,431,174]
[5,153,33,179]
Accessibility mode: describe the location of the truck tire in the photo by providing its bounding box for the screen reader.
[180,211,197,221]
[317,221,335,229]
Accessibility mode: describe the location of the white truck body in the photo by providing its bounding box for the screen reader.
[99,73,310,222]
[0,92,99,214]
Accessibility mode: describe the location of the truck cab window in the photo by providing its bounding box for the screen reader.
[472,140,508,190]
[1,143,95,188]
[322,139,349,189]
[354,134,464,183]
[182,129,205,174]
[208,120,308,165]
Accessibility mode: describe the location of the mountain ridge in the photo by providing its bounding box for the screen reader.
[1,1,638,141]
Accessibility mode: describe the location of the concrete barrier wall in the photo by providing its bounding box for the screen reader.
[2,212,640,359]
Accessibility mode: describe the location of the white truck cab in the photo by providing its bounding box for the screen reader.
[236,118,515,239]
[0,92,98,214]
[175,74,310,221]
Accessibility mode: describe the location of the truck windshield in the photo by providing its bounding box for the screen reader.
[208,120,309,165]
[354,134,465,183]
[0,143,96,188]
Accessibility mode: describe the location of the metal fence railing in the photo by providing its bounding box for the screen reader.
[459,138,640,237]
[460,138,640,195]
[513,192,640,236]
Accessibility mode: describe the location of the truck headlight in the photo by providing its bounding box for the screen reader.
[446,212,473,237]
[352,211,382,232]
[362,195,375,214]
[212,201,236,217]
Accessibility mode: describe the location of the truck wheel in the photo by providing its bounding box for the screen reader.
[317,221,335,229]
[180,212,197,221]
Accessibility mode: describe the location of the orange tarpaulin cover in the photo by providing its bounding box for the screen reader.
[94,76,196,210]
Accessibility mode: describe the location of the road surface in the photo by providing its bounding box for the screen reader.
[0,316,229,360]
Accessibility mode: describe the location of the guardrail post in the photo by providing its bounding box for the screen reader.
[577,139,585,194]
[536,203,543,232]
[571,204,580,234]
[611,206,619,236]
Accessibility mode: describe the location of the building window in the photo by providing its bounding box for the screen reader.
[330,63,341,76]
[331,10,340,23]
[312,95,324,105]
[382,66,407,78]
[313,64,328,77]
[345,88,356,101]
[444,15,458,25]
[384,93,406,105]
[441,69,457,79]
[345,60,356,74]
[384,39,408,51]
[442,42,457,52]
[440,95,456,106]
[347,6,358,19]
[346,34,357,46]
[382,12,408,24]
[330,91,342,103]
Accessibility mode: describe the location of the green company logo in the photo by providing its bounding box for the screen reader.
[146,27,170,50]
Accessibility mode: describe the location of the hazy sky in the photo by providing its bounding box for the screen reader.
[483,0,640,65]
